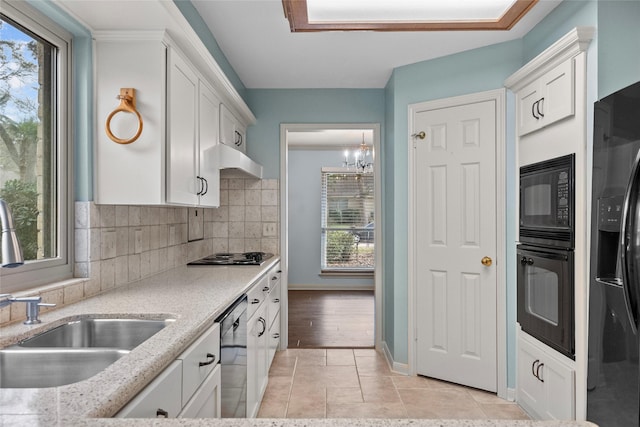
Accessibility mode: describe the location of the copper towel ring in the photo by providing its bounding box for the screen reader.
[106,88,143,144]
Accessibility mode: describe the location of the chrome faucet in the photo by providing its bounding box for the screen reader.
[0,199,24,268]
[0,294,56,324]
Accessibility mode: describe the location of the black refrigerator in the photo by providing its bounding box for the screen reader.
[588,81,640,426]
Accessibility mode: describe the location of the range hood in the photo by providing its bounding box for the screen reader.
[211,143,263,179]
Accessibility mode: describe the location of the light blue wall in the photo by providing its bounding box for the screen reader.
[244,89,385,179]
[26,1,93,201]
[288,149,375,288]
[383,39,524,366]
[597,0,640,99]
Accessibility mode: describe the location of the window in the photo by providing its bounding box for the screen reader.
[321,168,374,272]
[0,1,72,292]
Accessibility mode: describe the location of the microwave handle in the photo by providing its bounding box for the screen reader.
[620,150,640,334]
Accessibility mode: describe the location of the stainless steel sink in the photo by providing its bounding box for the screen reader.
[0,348,129,388]
[16,318,173,350]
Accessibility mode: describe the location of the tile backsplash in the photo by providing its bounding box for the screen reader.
[0,177,279,326]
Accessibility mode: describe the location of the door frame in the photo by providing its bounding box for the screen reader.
[279,123,383,351]
[408,89,507,398]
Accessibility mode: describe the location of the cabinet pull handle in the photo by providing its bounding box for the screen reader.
[273,298,280,303]
[272,333,280,339]
[532,360,539,378]
[156,408,169,418]
[272,276,278,281]
[258,317,266,337]
[201,177,208,196]
[536,363,544,382]
[263,286,270,292]
[532,101,538,119]
[199,352,216,367]
[277,270,282,273]
[251,298,260,304]
[196,176,203,195]
[537,97,545,117]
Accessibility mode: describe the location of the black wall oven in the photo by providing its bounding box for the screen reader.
[518,153,575,359]
[517,244,575,358]
[520,154,575,249]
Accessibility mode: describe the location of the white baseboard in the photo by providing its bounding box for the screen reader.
[506,387,516,402]
[382,341,410,375]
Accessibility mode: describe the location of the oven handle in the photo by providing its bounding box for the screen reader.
[517,246,569,262]
[620,149,640,334]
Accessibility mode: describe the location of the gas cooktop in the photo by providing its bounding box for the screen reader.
[187,252,273,266]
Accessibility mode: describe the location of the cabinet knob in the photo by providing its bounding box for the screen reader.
[251,298,260,304]
[263,286,270,292]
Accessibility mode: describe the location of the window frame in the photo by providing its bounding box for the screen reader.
[320,167,375,274]
[0,0,73,293]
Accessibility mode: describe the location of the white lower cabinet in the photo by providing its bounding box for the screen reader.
[117,322,221,419]
[517,331,575,420]
[246,261,282,418]
[116,360,183,418]
[247,300,268,418]
[179,365,221,418]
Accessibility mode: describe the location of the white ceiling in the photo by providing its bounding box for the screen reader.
[192,0,563,89]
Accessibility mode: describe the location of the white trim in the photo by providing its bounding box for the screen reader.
[280,123,383,352]
[408,88,508,398]
[382,341,410,375]
[504,26,595,92]
[288,284,375,291]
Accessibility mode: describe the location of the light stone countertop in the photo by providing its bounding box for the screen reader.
[0,258,598,427]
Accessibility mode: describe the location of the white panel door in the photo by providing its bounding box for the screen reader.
[415,99,497,392]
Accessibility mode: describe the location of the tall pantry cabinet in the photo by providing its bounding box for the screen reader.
[505,27,594,420]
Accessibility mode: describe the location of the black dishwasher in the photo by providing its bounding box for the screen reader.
[216,295,248,418]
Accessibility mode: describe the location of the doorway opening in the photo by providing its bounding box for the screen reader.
[280,123,382,350]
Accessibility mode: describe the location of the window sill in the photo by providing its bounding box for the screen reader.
[320,270,374,279]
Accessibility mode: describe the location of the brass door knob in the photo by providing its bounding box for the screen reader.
[481,256,492,267]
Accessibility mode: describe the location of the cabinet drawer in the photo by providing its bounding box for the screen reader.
[178,322,220,407]
[179,364,221,418]
[247,275,269,319]
[268,281,281,330]
[116,360,183,418]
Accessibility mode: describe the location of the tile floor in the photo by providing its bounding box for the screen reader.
[257,348,530,420]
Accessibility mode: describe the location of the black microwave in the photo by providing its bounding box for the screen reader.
[519,154,575,248]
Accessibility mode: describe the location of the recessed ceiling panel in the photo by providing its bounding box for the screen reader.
[307,0,518,22]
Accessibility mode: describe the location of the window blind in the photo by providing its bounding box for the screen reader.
[320,169,374,271]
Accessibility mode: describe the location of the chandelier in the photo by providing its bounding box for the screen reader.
[343,133,373,173]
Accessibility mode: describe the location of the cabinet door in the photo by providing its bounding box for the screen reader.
[179,364,221,418]
[247,303,268,418]
[268,311,280,366]
[219,104,237,149]
[116,360,183,418]
[517,335,545,418]
[198,81,221,207]
[517,80,542,137]
[167,48,198,205]
[541,353,575,420]
[540,59,575,128]
[178,322,220,407]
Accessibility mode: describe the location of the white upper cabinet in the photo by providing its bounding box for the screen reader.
[517,60,575,136]
[166,47,199,206]
[198,81,222,207]
[95,32,227,207]
[220,104,247,153]
[166,48,221,207]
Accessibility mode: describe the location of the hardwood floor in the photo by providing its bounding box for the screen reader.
[288,290,374,348]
